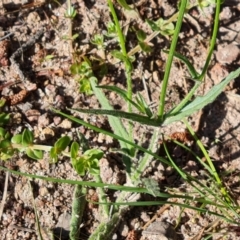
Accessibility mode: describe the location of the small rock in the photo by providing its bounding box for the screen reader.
[53,116,62,125]
[53,199,61,207]
[18,102,33,112]
[210,63,229,85]
[59,119,72,129]
[220,7,232,20]
[26,12,41,25]
[215,44,239,64]
[141,221,177,240]
[39,186,49,196]
[14,182,32,206]
[56,212,71,231]
[11,112,22,124]
[100,158,114,183]
[38,113,50,128]
[54,95,65,107]
[39,127,55,140]
[119,222,129,237]
[25,109,41,122]
[152,71,160,83]
[0,40,10,66]
[45,84,57,97]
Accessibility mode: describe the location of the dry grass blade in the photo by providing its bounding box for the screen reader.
[0,171,9,220]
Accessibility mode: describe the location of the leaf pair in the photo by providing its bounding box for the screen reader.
[11,129,43,160]
[71,142,103,176]
[50,136,71,163]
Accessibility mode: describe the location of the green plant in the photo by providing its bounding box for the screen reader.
[70,59,95,94]
[1,0,240,239]
[52,0,240,238]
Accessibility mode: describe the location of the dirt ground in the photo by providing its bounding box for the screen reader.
[0,0,240,239]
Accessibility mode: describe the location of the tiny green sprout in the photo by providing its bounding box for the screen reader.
[116,0,133,10]
[70,142,103,176]
[11,129,44,160]
[197,0,224,10]
[0,127,10,141]
[136,29,146,42]
[70,60,95,95]
[43,55,55,60]
[62,34,79,41]
[50,136,71,163]
[91,34,105,49]
[79,77,93,95]
[0,139,15,160]
[213,138,222,145]
[40,55,55,64]
[136,30,152,53]
[0,113,10,126]
[65,5,77,19]
[0,98,6,107]
[72,33,79,40]
[146,18,175,36]
[106,22,118,38]
[70,61,92,77]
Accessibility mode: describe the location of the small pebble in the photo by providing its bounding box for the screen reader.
[215,44,239,64]
[25,109,41,122]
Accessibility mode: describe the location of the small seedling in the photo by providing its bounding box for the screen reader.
[105,21,118,38]
[136,29,153,52]
[71,142,102,176]
[70,59,94,95]
[146,18,175,36]
[91,34,105,49]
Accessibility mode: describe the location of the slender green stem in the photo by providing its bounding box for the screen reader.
[184,119,233,203]
[107,0,127,56]
[166,0,221,116]
[167,82,201,116]
[94,175,109,219]
[70,185,86,240]
[158,0,188,120]
[199,0,221,80]
[89,207,128,240]
[12,143,52,151]
[11,143,71,158]
[0,165,152,192]
[67,0,73,54]
[107,0,133,142]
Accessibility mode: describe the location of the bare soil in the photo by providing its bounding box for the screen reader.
[0,0,240,239]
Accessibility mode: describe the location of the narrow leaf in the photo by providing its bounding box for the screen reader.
[163,67,240,125]
[163,50,199,80]
[89,78,130,149]
[70,108,161,126]
[97,85,145,113]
